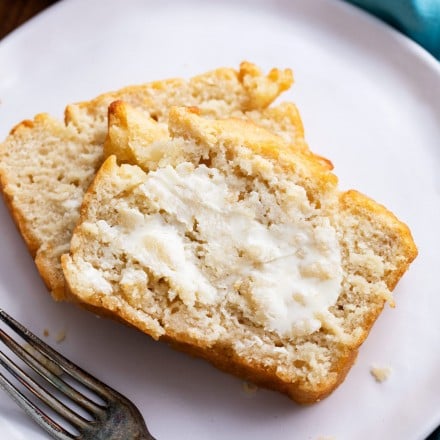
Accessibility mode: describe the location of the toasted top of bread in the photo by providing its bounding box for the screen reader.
[0,62,316,299]
[62,105,417,403]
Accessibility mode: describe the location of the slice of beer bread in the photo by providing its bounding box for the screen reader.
[0,62,315,300]
[61,106,417,403]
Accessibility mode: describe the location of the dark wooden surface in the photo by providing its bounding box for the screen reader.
[0,0,57,40]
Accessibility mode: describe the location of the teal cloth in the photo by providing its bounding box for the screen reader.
[427,425,440,440]
[346,0,440,59]
[346,2,440,439]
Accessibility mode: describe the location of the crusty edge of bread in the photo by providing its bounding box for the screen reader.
[64,284,360,404]
[63,62,294,125]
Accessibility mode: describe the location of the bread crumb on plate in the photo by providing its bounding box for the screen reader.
[55,329,67,343]
[242,381,258,396]
[370,365,392,382]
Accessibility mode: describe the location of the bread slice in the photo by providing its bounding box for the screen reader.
[0,62,317,300]
[61,105,417,403]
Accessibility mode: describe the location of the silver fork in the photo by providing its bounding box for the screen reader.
[0,309,156,439]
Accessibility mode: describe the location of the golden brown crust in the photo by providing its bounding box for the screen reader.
[10,119,35,135]
[106,99,333,175]
[238,61,293,109]
[104,100,169,164]
[63,273,360,404]
[63,268,359,404]
[168,106,338,193]
[63,293,360,404]
[64,62,294,128]
[164,337,359,404]
[63,246,357,404]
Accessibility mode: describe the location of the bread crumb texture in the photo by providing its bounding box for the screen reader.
[370,365,392,382]
[62,104,417,403]
[0,62,307,300]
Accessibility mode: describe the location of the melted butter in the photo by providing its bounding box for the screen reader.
[97,163,342,337]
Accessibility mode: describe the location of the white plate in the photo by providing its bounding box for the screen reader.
[0,0,439,438]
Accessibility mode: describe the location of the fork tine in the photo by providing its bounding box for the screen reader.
[0,327,105,415]
[0,349,91,430]
[0,371,75,440]
[0,309,112,399]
